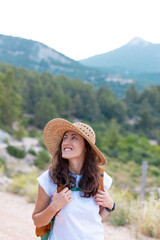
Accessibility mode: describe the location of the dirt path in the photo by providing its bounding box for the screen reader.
[0,191,154,240]
[0,191,36,240]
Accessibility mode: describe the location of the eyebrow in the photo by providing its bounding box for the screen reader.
[63,133,78,137]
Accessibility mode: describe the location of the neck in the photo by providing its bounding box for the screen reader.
[69,159,84,175]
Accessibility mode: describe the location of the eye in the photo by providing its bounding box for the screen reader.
[63,136,67,141]
[72,136,77,140]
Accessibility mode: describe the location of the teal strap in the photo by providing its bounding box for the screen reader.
[50,216,55,228]
[48,218,55,240]
[70,187,81,191]
[41,233,49,240]
[41,217,55,240]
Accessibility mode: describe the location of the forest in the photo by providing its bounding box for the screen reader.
[0,62,160,168]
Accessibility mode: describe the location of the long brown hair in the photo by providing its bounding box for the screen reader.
[49,139,100,198]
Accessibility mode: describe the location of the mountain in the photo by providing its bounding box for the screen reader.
[1,34,160,98]
[0,34,109,86]
[79,37,160,73]
[0,34,133,98]
[0,34,81,72]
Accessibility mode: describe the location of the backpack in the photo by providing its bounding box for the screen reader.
[35,167,104,239]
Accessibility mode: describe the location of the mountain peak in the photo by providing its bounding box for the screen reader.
[128,37,150,46]
[80,36,160,73]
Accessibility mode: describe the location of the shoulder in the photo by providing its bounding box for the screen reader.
[37,170,57,197]
[37,170,51,184]
[103,171,112,190]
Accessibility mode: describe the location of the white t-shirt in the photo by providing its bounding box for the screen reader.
[37,170,112,240]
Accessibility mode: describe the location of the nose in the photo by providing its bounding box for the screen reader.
[62,137,71,145]
[62,139,72,151]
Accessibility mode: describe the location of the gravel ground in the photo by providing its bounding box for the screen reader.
[0,191,156,240]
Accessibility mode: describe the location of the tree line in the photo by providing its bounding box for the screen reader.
[0,62,160,145]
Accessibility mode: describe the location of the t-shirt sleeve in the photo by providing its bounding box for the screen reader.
[103,171,112,191]
[37,170,57,197]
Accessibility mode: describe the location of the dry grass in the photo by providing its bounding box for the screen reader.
[130,194,160,238]
[7,168,38,202]
[108,187,160,239]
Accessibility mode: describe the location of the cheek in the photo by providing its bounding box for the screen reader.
[78,142,86,154]
[61,140,66,148]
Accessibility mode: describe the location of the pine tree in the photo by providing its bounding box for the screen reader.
[0,70,21,126]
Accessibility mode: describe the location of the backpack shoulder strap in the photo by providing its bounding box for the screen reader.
[98,166,104,191]
[58,185,65,192]
[36,185,64,237]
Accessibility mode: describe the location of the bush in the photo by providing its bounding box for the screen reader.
[109,205,130,226]
[28,148,37,156]
[28,129,39,138]
[106,187,132,226]
[14,125,27,140]
[0,157,7,173]
[26,185,38,203]
[38,134,46,149]
[7,145,26,158]
[148,165,160,177]
[34,150,50,169]
[7,168,39,202]
[8,173,27,195]
[4,137,9,144]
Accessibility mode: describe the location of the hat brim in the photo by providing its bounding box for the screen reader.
[43,118,107,165]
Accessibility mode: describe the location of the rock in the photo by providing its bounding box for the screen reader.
[0,129,12,143]
[0,176,12,191]
[23,153,35,166]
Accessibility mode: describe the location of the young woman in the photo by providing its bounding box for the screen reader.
[32,118,115,240]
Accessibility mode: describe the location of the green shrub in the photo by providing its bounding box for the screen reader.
[4,137,9,144]
[14,126,27,140]
[0,125,14,135]
[8,173,27,195]
[28,129,39,138]
[109,205,130,226]
[148,166,160,177]
[8,168,39,202]
[0,157,7,172]
[38,134,46,149]
[26,185,38,203]
[106,187,132,226]
[34,150,50,169]
[28,148,37,156]
[7,145,26,158]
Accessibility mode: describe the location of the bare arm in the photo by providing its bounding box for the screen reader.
[32,185,58,227]
[32,184,72,228]
[99,206,109,219]
[94,190,114,219]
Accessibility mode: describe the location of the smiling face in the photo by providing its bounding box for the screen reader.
[61,131,86,162]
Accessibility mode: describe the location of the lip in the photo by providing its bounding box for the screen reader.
[63,147,73,151]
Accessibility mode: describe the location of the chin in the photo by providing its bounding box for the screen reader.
[62,153,72,159]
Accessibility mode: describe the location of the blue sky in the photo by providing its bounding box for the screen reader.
[0,0,160,60]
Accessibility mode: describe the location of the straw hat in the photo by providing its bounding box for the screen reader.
[43,118,107,165]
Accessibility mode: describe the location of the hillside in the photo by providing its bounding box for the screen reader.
[80,37,160,73]
[0,34,135,98]
[0,34,106,86]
